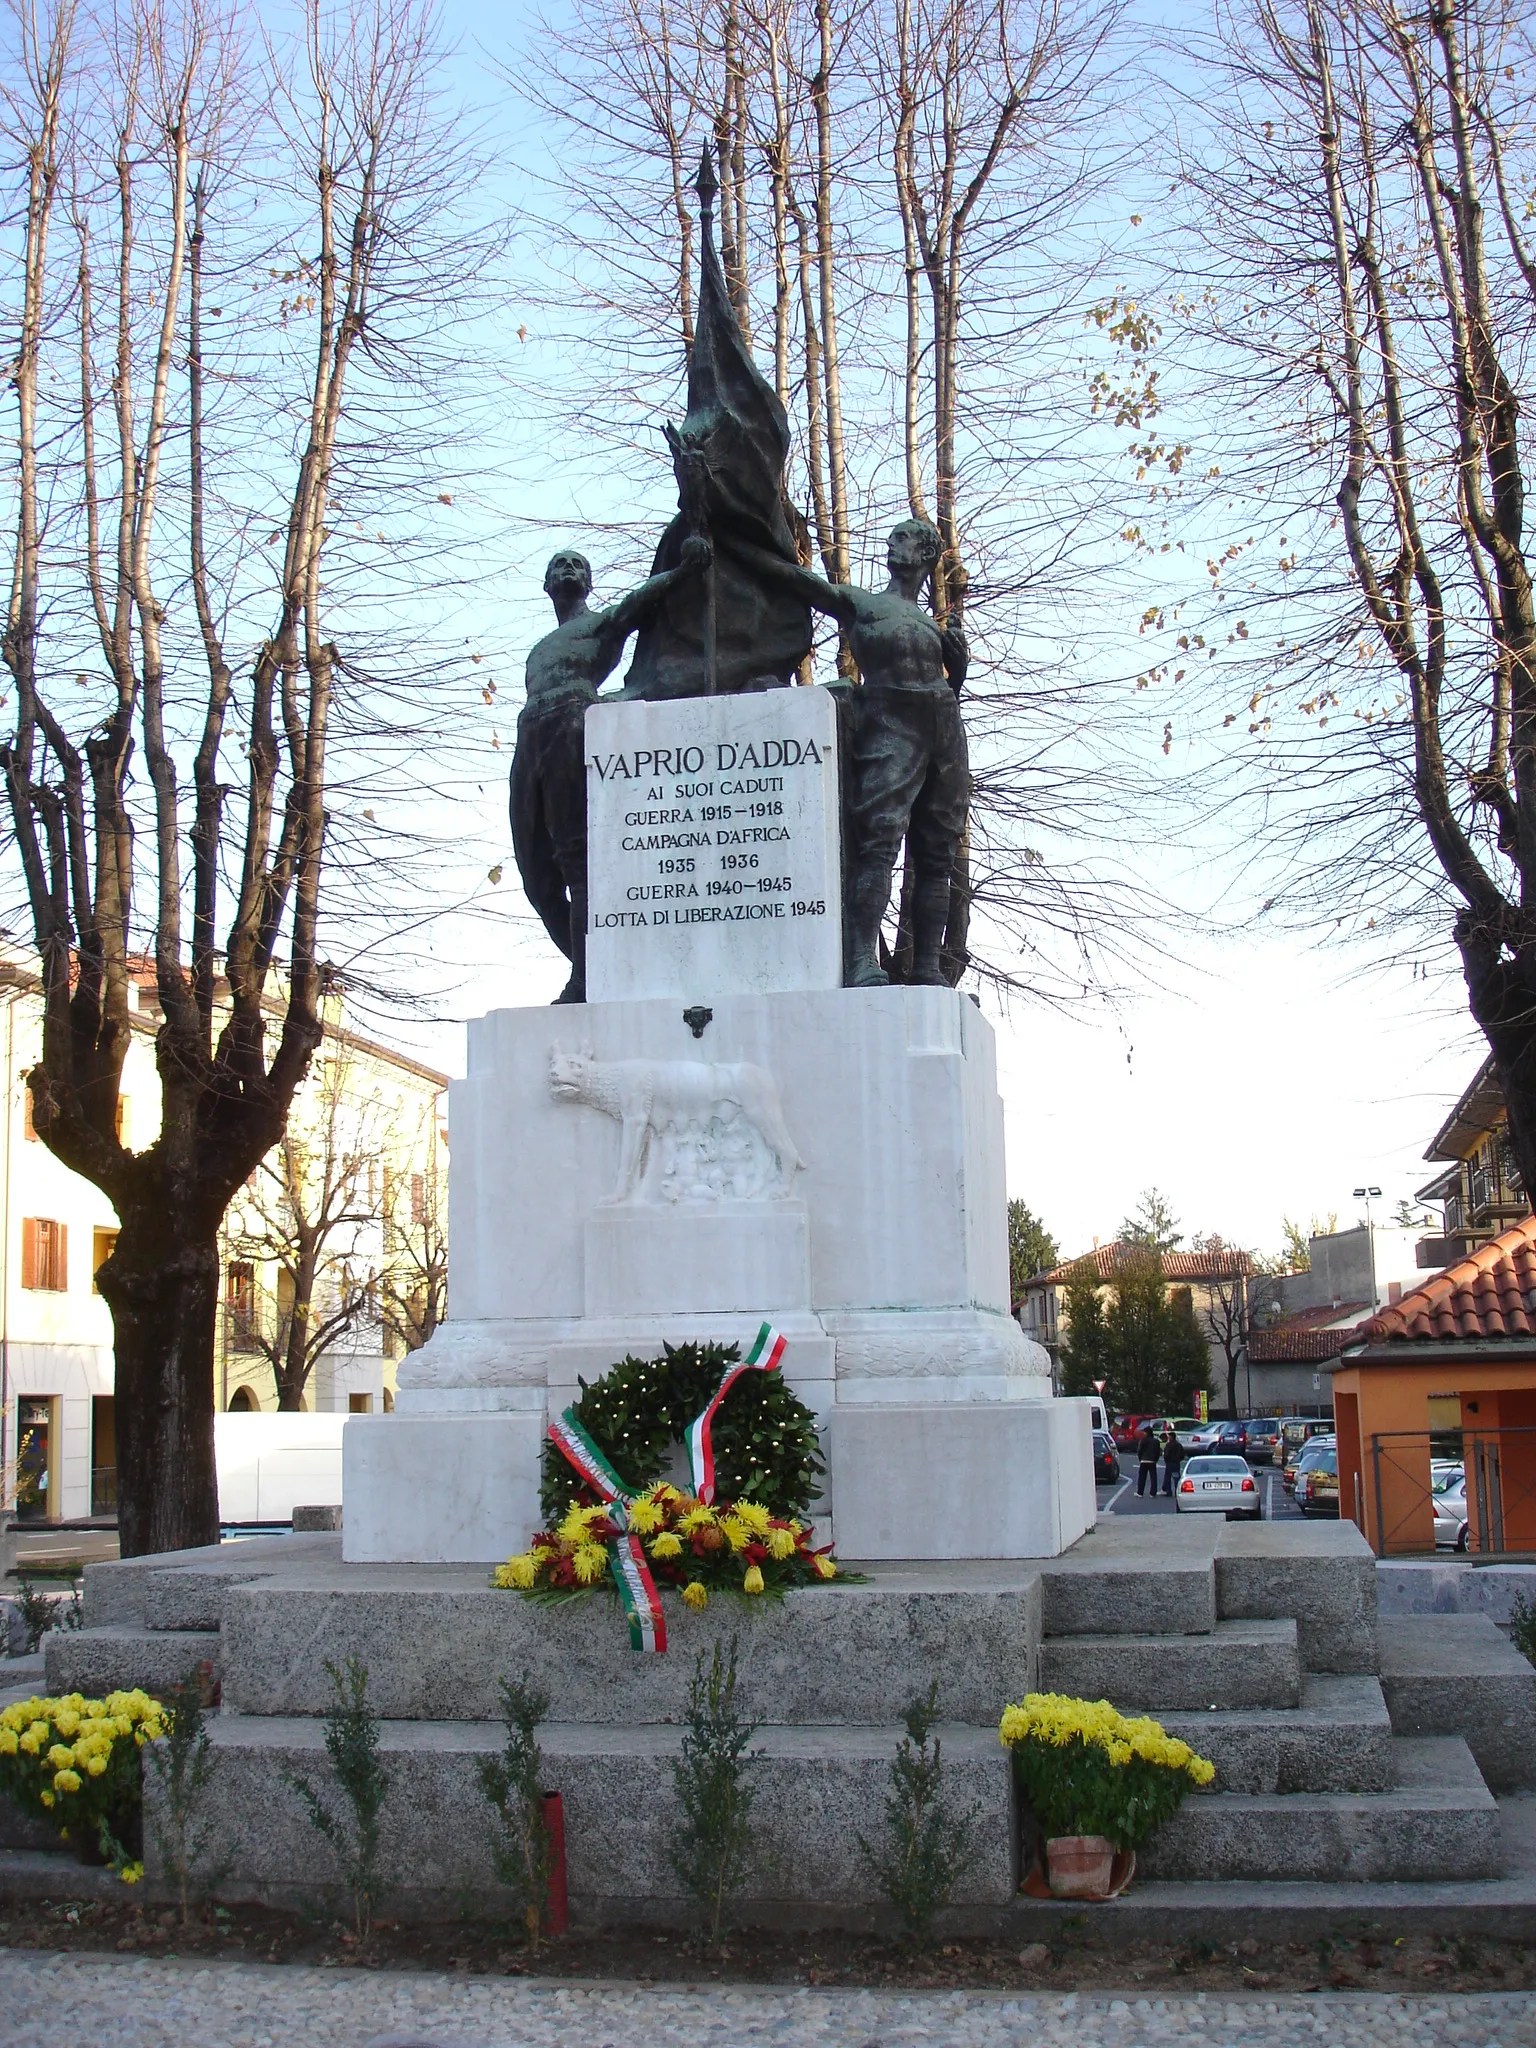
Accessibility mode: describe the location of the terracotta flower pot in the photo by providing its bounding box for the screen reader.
[1045,1834,1135,1900]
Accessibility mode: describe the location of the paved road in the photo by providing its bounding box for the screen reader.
[6,1954,1534,2048]
[1099,1455,1307,1523]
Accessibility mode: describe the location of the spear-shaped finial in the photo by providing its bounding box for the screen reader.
[694,145,718,219]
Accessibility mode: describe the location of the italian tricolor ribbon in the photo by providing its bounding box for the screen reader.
[686,1320,787,1503]
[546,1408,667,1654]
[547,1321,789,1652]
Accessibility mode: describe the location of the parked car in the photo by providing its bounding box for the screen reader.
[1166,1416,1210,1448]
[1433,1466,1470,1550]
[1181,1422,1217,1448]
[1176,1454,1261,1519]
[1092,1430,1121,1486]
[1242,1418,1282,1465]
[1112,1413,1155,1449]
[1282,1428,1335,1492]
[1295,1445,1340,1517]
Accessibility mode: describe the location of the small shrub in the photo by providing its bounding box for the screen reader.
[11,1576,82,1652]
[145,1661,218,1923]
[283,1655,389,1940]
[478,1676,553,1949]
[670,1634,758,1943]
[1510,1592,1536,1669]
[859,1680,974,1948]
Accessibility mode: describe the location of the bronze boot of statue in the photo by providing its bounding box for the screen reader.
[843,860,893,988]
[909,870,954,986]
[556,879,588,1005]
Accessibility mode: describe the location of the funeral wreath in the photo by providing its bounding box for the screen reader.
[494,1329,846,1651]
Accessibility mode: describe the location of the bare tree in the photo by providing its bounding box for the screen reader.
[1121,0,1536,1193]
[1190,1232,1250,1414]
[225,1039,382,1412]
[379,1123,447,1358]
[0,0,496,1552]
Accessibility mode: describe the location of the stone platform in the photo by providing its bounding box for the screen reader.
[22,1517,1533,1926]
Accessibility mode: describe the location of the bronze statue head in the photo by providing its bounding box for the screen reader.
[887,518,942,576]
[543,550,593,602]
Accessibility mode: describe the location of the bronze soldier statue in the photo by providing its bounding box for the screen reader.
[733,518,968,986]
[510,538,709,1002]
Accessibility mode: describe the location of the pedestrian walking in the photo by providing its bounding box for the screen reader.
[1161,1424,1185,1496]
[1136,1422,1161,1496]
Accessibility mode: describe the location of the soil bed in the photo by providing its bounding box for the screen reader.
[0,1894,1530,1995]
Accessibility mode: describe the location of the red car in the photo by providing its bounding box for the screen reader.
[1112,1413,1156,1449]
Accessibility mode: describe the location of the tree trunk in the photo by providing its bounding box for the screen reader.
[1457,911,1536,1206]
[97,1215,220,1558]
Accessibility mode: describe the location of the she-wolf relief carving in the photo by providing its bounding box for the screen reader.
[548,1050,803,1206]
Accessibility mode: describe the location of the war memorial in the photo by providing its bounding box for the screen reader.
[39,159,1536,1927]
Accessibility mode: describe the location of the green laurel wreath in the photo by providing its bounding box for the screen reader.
[538,1340,825,1524]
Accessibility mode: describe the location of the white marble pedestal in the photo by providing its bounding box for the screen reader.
[343,985,1093,1563]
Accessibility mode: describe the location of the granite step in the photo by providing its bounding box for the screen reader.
[1158,1673,1394,1793]
[44,1626,220,1700]
[1136,1736,1501,1883]
[1037,1521,1218,1636]
[156,1713,1015,1915]
[1038,1618,1300,1712]
[1377,1613,1536,1791]
[215,1569,1042,1725]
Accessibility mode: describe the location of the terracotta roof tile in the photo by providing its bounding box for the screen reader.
[1358,1214,1536,1346]
[1030,1242,1252,1287]
[1248,1325,1363,1363]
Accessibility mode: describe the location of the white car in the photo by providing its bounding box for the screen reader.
[1184,1422,1228,1451]
[1175,1453,1262,1520]
[1433,1466,1470,1551]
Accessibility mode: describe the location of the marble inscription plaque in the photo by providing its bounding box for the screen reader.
[585,690,842,1002]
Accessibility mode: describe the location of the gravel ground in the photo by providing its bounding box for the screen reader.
[6,1954,1536,2048]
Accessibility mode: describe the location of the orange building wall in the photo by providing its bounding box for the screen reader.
[1332,1353,1536,1554]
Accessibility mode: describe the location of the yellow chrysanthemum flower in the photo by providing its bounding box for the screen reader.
[742,1564,765,1595]
[733,1500,771,1536]
[46,1743,72,1771]
[626,1497,665,1535]
[492,1553,540,1590]
[119,1863,143,1885]
[996,1691,1214,1785]
[678,1505,717,1535]
[766,1527,797,1561]
[39,1791,53,1809]
[558,1502,606,1545]
[572,1543,609,1585]
[85,1754,108,1778]
[812,1554,837,1580]
[720,1515,751,1553]
[0,1729,17,1757]
[649,1531,683,1559]
[52,1769,81,1795]
[682,1581,709,1611]
[53,1710,79,1739]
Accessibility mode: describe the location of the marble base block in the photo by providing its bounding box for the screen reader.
[584,1203,809,1316]
[342,1413,545,1565]
[830,1400,1096,1560]
[343,985,1093,1564]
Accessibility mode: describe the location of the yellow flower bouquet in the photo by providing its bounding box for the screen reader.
[493,1483,841,1607]
[0,1688,164,1879]
[999,1692,1214,1852]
